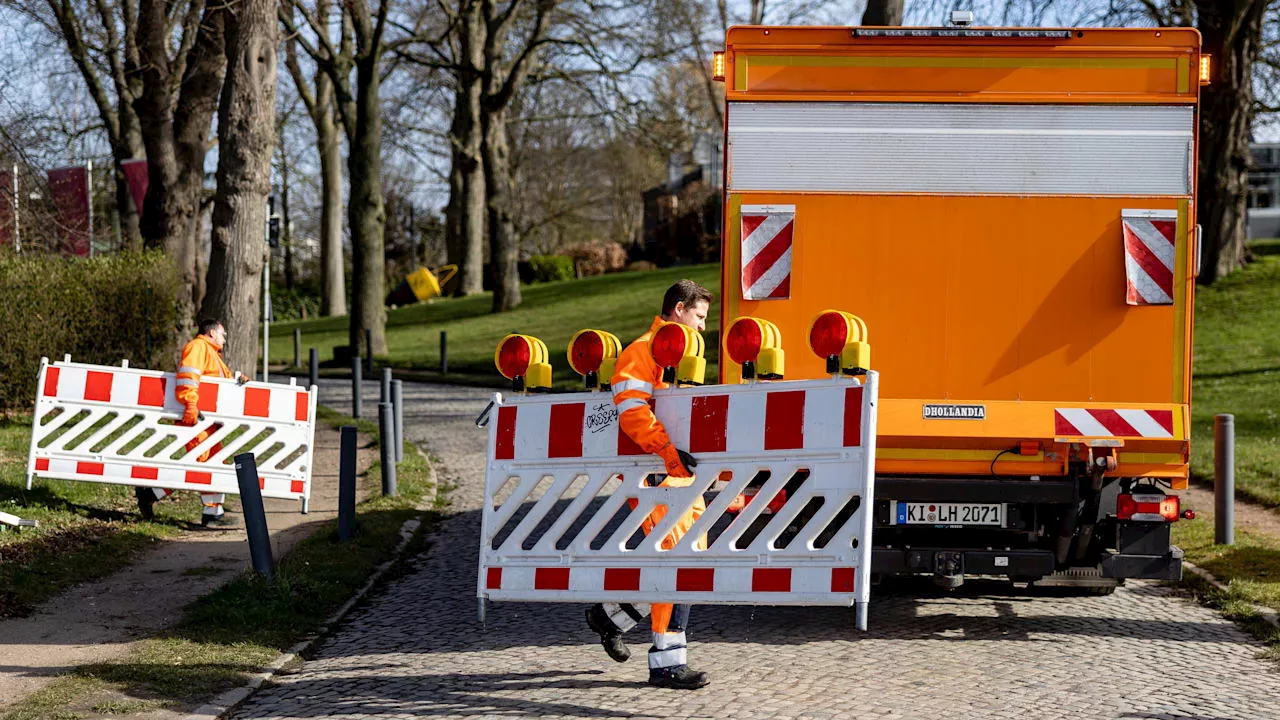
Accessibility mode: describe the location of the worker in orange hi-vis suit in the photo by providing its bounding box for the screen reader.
[583,279,714,690]
[135,318,246,529]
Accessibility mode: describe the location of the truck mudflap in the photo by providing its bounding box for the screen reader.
[1101,546,1184,581]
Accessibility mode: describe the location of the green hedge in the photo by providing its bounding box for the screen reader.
[528,255,575,283]
[0,252,182,411]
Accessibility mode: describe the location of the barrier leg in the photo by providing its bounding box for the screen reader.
[379,402,397,497]
[234,452,275,579]
[338,425,358,541]
[478,597,486,624]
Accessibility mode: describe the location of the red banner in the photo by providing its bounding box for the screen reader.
[121,159,149,219]
[48,166,90,257]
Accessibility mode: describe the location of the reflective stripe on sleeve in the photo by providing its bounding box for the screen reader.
[612,379,653,397]
[176,378,199,387]
[178,366,204,376]
[617,397,649,412]
[652,631,686,650]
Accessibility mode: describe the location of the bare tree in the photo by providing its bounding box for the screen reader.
[284,0,347,316]
[445,0,487,296]
[861,0,903,25]
[201,0,278,373]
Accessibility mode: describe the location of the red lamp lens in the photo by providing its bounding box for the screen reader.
[809,312,849,358]
[726,319,763,364]
[571,332,604,374]
[651,324,688,367]
[498,336,531,378]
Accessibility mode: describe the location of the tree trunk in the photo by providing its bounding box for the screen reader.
[201,0,277,373]
[318,86,347,316]
[135,0,225,335]
[1195,0,1265,284]
[348,52,387,355]
[446,0,486,296]
[483,107,521,311]
[861,0,904,25]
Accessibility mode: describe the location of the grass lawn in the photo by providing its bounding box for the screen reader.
[269,264,722,389]
[2,407,441,720]
[1189,254,1280,507]
[0,417,198,617]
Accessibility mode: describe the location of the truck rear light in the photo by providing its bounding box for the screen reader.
[1117,492,1180,522]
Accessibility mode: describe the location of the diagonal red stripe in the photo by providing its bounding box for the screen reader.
[1149,410,1174,435]
[1054,411,1078,435]
[1088,409,1141,437]
[1124,225,1174,296]
[767,275,791,298]
[741,214,767,239]
[742,222,793,287]
[1149,219,1177,245]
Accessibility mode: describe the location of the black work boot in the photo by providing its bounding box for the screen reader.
[135,487,156,520]
[201,513,241,529]
[585,606,631,663]
[648,665,710,690]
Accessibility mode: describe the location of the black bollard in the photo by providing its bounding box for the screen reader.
[391,379,404,463]
[293,328,302,367]
[365,328,374,373]
[234,453,275,579]
[338,426,358,542]
[440,331,448,374]
[379,402,397,496]
[351,356,363,419]
[309,348,319,390]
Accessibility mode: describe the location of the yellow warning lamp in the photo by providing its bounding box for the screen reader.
[725,316,784,381]
[494,334,551,392]
[1199,54,1212,85]
[809,310,871,376]
[649,322,706,385]
[567,329,622,390]
[712,51,727,82]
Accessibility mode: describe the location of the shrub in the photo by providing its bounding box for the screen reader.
[626,260,658,272]
[0,251,182,411]
[270,283,321,321]
[527,255,575,283]
[566,242,628,277]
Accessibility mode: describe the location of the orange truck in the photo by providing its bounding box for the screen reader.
[716,22,1204,590]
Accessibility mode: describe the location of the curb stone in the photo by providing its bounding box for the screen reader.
[1182,560,1280,631]
[181,449,439,720]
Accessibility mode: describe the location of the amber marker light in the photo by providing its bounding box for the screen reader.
[650,322,706,385]
[494,334,551,392]
[568,329,621,390]
[713,51,726,82]
[1199,55,1212,85]
[725,316,785,381]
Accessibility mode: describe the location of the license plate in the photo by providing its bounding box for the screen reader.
[896,502,1004,526]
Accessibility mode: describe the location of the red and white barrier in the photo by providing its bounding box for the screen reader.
[27,357,317,510]
[478,373,879,629]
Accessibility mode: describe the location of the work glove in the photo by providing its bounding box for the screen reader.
[658,444,697,478]
[236,374,249,386]
[180,402,201,427]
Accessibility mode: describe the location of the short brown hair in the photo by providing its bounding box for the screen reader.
[661,280,714,316]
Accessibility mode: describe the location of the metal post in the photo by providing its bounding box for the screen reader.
[351,356,363,419]
[234,453,275,579]
[86,160,94,258]
[262,259,270,383]
[11,163,18,252]
[391,379,404,463]
[294,328,301,367]
[365,328,374,372]
[338,426,358,541]
[381,367,392,404]
[379,402,397,496]
[440,331,448,374]
[309,348,319,390]
[1215,413,1235,545]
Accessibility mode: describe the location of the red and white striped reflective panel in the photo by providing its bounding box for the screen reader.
[492,385,865,461]
[485,565,857,598]
[1121,209,1178,305]
[1054,408,1175,438]
[41,364,310,422]
[741,204,794,300]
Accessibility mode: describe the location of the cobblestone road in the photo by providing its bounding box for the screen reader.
[232,379,1280,720]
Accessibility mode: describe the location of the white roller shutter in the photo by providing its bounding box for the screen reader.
[728,102,1194,196]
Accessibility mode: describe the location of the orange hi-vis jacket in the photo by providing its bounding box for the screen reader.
[175,335,232,408]
[612,316,706,552]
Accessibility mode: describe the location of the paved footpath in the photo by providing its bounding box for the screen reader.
[233,379,1280,720]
